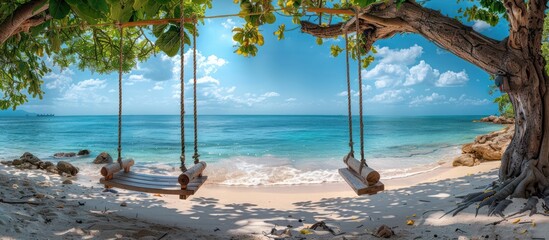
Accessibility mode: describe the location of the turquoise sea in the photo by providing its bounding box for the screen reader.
[0,115,502,186]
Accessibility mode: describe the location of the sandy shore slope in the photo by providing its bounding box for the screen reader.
[1,161,548,239]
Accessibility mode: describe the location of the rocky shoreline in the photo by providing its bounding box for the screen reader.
[453,116,514,167]
[477,115,514,124]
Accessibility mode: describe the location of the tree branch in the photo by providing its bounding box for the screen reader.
[0,0,49,44]
[10,15,52,37]
[301,1,511,75]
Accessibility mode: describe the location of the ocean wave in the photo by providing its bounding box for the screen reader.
[205,156,342,186]
[379,164,442,180]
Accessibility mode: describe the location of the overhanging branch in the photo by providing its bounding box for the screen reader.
[0,0,49,44]
[300,1,512,75]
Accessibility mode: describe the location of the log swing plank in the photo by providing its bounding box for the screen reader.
[100,172,207,196]
[100,161,207,198]
[338,168,384,195]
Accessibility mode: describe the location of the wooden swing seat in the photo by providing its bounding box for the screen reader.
[99,159,207,199]
[339,154,384,195]
[338,168,384,195]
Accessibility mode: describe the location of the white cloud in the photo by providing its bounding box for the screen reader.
[369,89,413,103]
[58,79,108,103]
[161,50,228,80]
[472,21,491,32]
[435,70,469,87]
[364,45,471,90]
[450,94,491,106]
[152,82,164,90]
[376,44,423,65]
[201,87,280,106]
[201,55,228,75]
[364,63,408,88]
[108,89,116,93]
[44,69,74,90]
[188,76,220,85]
[262,92,280,97]
[286,98,297,102]
[338,85,371,97]
[375,80,388,88]
[222,19,236,29]
[409,93,490,106]
[128,74,149,82]
[226,86,236,93]
[338,91,351,97]
[404,61,440,86]
[409,92,446,106]
[363,45,426,88]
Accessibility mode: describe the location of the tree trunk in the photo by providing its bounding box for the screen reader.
[500,59,549,198]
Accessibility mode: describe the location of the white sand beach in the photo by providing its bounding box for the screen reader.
[1,159,547,240]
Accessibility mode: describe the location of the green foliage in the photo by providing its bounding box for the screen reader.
[330,44,343,57]
[233,23,263,57]
[0,34,49,109]
[273,24,285,40]
[0,0,211,109]
[493,94,514,118]
[457,0,506,26]
[542,13,549,76]
[156,26,181,57]
[49,0,70,19]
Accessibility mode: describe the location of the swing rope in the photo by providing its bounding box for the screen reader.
[192,18,200,164]
[344,32,354,155]
[354,8,368,173]
[179,1,187,172]
[117,23,123,169]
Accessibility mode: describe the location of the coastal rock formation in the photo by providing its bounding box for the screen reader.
[0,153,60,174]
[77,149,90,156]
[94,152,113,164]
[453,125,514,167]
[54,152,76,158]
[21,152,41,165]
[57,161,78,176]
[452,154,479,167]
[479,115,514,124]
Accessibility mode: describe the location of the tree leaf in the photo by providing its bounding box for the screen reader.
[49,0,70,19]
[153,24,167,37]
[109,0,135,23]
[156,26,180,57]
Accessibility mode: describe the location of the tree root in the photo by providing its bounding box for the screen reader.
[440,191,495,218]
[507,197,539,218]
[488,199,513,217]
[441,161,549,218]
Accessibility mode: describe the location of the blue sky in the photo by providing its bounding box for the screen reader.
[18,1,509,116]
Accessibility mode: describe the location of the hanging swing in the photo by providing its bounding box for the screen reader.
[338,9,384,195]
[100,7,207,200]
